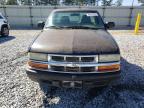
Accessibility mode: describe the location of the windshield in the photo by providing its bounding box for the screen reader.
[45,11,105,29]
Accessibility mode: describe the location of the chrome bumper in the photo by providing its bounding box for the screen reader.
[28,61,120,74]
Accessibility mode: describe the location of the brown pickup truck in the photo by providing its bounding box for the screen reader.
[26,9,120,88]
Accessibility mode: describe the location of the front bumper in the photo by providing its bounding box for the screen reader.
[26,68,120,88]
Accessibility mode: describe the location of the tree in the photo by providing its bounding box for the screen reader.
[95,0,101,6]
[20,0,32,5]
[115,0,123,6]
[6,0,17,5]
[64,0,74,5]
[78,0,85,5]
[87,0,95,5]
[101,0,113,6]
[138,0,144,3]
[0,0,6,5]
[39,0,58,5]
[18,0,58,5]
[138,0,144,6]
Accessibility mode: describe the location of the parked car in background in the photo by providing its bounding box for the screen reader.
[26,9,120,88]
[0,13,10,37]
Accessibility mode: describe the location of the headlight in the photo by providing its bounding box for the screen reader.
[98,64,120,72]
[99,54,120,63]
[28,52,48,61]
[28,61,48,70]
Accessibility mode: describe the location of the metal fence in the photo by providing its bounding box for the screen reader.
[0,5,144,28]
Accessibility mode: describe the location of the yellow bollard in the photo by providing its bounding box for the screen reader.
[134,13,142,35]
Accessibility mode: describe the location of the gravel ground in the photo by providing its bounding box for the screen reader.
[0,30,144,108]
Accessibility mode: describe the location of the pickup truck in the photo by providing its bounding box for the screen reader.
[26,9,120,88]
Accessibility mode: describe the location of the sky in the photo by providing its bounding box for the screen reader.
[116,0,141,6]
[60,0,142,6]
[59,0,142,6]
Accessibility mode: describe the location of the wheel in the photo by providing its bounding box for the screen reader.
[1,27,9,37]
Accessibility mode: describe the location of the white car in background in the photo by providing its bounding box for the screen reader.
[0,13,10,37]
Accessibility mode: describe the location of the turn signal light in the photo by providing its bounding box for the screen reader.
[98,64,120,72]
[28,61,48,69]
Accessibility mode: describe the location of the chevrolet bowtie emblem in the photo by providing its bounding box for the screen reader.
[67,63,79,67]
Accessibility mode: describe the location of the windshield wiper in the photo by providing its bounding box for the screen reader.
[46,25,104,30]
[62,26,103,30]
[46,26,63,29]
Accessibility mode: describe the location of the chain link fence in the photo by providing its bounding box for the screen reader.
[0,5,144,28]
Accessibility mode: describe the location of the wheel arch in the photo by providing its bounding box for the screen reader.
[1,24,9,36]
[1,24,9,31]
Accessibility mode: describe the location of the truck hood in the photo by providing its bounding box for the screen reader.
[29,29,119,54]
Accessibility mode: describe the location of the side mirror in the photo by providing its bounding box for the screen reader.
[105,22,115,29]
[37,21,45,29]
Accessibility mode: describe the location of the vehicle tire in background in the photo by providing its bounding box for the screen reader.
[1,27,9,37]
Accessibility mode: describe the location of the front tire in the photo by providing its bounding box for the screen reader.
[1,27,9,37]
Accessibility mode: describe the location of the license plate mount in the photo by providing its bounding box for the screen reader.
[62,81,82,88]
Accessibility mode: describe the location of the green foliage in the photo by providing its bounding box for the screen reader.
[77,0,84,3]
[40,0,58,5]
[0,0,6,5]
[101,0,113,6]
[6,0,17,5]
[138,0,144,3]
[64,0,74,4]
[64,0,85,5]
[138,0,144,5]
[62,0,71,5]
[19,0,58,5]
[115,0,123,6]
[1,0,121,6]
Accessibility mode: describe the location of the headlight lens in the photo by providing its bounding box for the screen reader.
[28,52,48,61]
[28,61,48,69]
[99,54,120,63]
[98,64,120,72]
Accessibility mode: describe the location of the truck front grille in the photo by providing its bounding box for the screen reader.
[66,67,80,72]
[48,54,98,73]
[81,67,95,72]
[51,56,64,62]
[51,66,64,71]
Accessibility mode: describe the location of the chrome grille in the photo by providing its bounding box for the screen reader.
[51,56,64,62]
[48,54,98,73]
[66,57,79,62]
[50,66,64,71]
[49,55,97,63]
[81,57,95,62]
[66,67,80,72]
[81,67,95,72]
